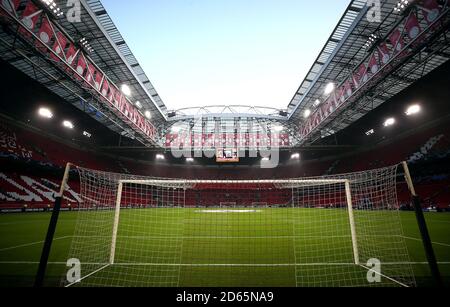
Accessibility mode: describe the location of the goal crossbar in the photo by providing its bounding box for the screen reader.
[119,179,350,185]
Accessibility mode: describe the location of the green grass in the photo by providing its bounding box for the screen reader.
[0,209,449,287]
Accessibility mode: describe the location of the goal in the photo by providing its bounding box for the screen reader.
[220,202,237,208]
[60,165,416,287]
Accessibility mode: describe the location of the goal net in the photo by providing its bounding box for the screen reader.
[63,165,416,287]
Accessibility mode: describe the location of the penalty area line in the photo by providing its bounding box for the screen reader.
[0,236,71,252]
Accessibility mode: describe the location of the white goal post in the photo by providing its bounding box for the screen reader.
[61,165,417,287]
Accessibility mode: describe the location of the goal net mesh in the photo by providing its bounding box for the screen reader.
[62,165,416,287]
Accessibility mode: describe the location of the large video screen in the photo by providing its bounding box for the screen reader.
[216,148,239,163]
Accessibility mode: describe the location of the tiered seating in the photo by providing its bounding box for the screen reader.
[0,119,449,211]
[408,134,445,163]
[331,124,449,174]
[416,181,450,210]
[0,169,448,211]
[426,134,450,159]
[0,122,124,172]
[0,123,47,162]
[183,188,292,208]
[0,172,81,210]
[0,172,42,203]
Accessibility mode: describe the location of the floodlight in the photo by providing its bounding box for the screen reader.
[365,129,375,136]
[63,120,74,129]
[384,118,396,127]
[291,153,300,160]
[324,82,335,95]
[405,104,421,116]
[273,125,284,132]
[121,84,132,96]
[304,109,312,118]
[38,107,53,119]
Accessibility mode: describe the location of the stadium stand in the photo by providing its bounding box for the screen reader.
[1,118,449,212]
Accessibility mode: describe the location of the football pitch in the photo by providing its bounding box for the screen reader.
[0,209,449,287]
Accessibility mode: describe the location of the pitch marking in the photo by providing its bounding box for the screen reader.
[0,236,71,252]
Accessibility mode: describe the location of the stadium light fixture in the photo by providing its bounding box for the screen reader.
[63,120,74,129]
[273,125,284,132]
[383,118,396,127]
[83,131,92,138]
[364,33,378,49]
[135,101,143,109]
[156,154,165,160]
[79,37,94,53]
[121,84,132,96]
[324,82,335,95]
[144,110,152,119]
[405,104,421,116]
[291,153,300,160]
[186,158,194,162]
[304,109,312,118]
[314,99,321,107]
[40,0,64,17]
[38,107,53,119]
[394,0,411,14]
[365,129,375,136]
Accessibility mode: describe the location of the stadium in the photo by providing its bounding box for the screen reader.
[0,0,449,289]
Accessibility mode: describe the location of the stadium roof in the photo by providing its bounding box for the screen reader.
[287,0,368,118]
[0,0,449,148]
[0,0,168,140]
[287,0,450,144]
[71,0,168,125]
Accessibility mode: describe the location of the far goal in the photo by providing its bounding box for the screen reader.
[219,202,237,208]
[59,165,416,287]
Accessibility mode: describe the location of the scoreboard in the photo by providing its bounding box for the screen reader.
[216,148,239,163]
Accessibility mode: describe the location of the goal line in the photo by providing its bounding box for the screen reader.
[61,262,413,288]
